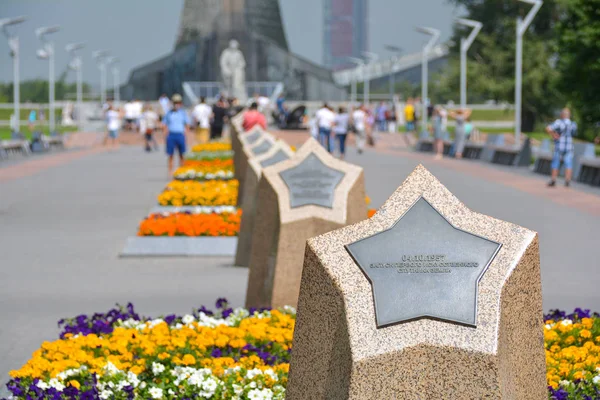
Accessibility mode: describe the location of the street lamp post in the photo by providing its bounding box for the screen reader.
[0,16,26,135]
[347,57,365,105]
[515,0,543,146]
[385,45,402,103]
[93,50,109,107]
[362,52,379,107]
[107,57,120,106]
[36,25,60,135]
[416,27,441,134]
[456,19,482,110]
[66,43,85,130]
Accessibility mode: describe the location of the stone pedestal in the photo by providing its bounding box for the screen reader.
[245,138,367,309]
[233,126,265,194]
[287,165,547,400]
[238,132,276,206]
[234,142,294,267]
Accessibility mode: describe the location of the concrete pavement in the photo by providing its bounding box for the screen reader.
[1,136,599,390]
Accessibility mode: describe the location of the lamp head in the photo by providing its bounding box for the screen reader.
[416,26,440,36]
[93,50,109,62]
[385,45,402,53]
[0,16,26,30]
[35,25,60,39]
[66,42,85,53]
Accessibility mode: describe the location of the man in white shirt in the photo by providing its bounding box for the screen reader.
[105,103,121,148]
[315,103,336,153]
[123,100,136,131]
[351,104,367,154]
[192,97,212,144]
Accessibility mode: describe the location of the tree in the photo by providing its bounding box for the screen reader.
[444,0,562,131]
[555,0,600,141]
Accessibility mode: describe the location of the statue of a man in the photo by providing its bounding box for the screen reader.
[220,39,247,102]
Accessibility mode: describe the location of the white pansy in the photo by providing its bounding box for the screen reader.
[202,377,218,393]
[103,361,121,376]
[561,319,573,326]
[148,318,165,329]
[182,314,195,324]
[149,387,163,399]
[99,389,113,400]
[140,381,147,389]
[36,381,49,390]
[545,324,553,330]
[127,371,140,388]
[168,389,175,396]
[48,378,65,392]
[152,362,166,375]
[248,388,274,400]
[174,323,184,330]
[247,381,257,389]
[559,380,573,387]
[246,368,263,379]
[232,384,243,395]
[593,375,600,384]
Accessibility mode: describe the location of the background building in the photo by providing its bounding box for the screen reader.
[122,0,345,101]
[323,0,368,70]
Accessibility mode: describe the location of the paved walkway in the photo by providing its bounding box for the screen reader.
[1,133,599,389]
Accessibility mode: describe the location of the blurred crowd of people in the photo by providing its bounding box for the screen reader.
[309,98,475,161]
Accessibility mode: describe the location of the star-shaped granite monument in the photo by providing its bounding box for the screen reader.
[279,153,345,209]
[346,197,501,327]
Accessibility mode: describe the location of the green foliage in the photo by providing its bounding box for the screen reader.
[555,0,600,141]
[0,79,91,103]
[441,0,599,138]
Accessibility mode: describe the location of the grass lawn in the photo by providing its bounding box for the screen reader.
[0,126,77,140]
[467,108,515,121]
[0,107,62,122]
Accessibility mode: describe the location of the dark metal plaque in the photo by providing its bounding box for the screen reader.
[245,131,262,145]
[260,150,290,168]
[279,153,345,209]
[251,140,273,156]
[345,197,501,328]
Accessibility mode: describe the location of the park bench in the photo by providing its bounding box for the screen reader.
[44,134,65,150]
[416,131,452,154]
[462,141,485,159]
[578,157,600,187]
[0,139,30,159]
[534,142,596,179]
[487,137,532,167]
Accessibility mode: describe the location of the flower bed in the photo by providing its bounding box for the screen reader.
[174,160,235,181]
[158,180,239,207]
[5,300,292,400]
[544,309,600,399]
[138,210,242,237]
[185,151,234,162]
[190,143,232,153]
[4,305,600,399]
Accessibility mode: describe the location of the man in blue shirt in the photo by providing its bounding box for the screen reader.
[162,94,190,175]
[546,108,577,187]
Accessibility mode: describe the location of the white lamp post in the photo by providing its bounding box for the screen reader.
[385,45,402,103]
[36,25,60,135]
[0,16,26,134]
[66,43,84,130]
[416,27,440,134]
[347,57,365,105]
[515,0,543,146]
[362,52,379,107]
[93,50,109,107]
[456,19,482,110]
[107,57,120,106]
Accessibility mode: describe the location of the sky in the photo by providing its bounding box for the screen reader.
[0,0,461,86]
